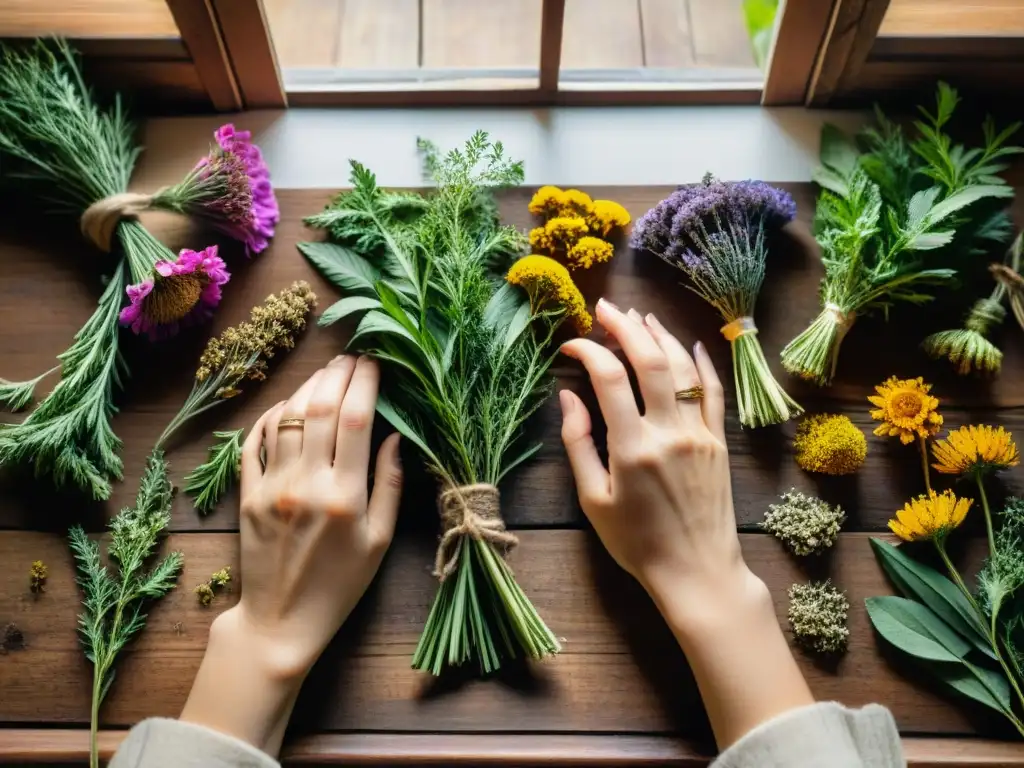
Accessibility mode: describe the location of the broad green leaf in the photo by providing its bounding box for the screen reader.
[932,660,1012,715]
[869,539,994,659]
[865,596,971,662]
[907,231,955,251]
[927,185,1014,226]
[318,296,382,327]
[298,241,380,295]
[819,124,860,176]
[376,281,421,338]
[906,187,941,229]
[484,282,525,329]
[349,311,417,350]
[375,396,440,467]
[812,166,849,197]
[503,302,533,352]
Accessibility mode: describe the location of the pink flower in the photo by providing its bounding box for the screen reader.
[119,247,230,340]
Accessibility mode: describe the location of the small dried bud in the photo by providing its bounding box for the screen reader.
[194,583,215,607]
[764,490,845,557]
[29,560,48,593]
[788,580,849,655]
[1,622,25,654]
[210,566,231,588]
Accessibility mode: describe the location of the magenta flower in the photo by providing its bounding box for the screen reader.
[120,247,230,340]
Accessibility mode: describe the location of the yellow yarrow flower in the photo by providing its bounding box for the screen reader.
[567,236,614,270]
[868,376,943,445]
[528,216,589,254]
[588,199,631,236]
[528,185,565,217]
[888,489,972,542]
[506,255,592,335]
[793,414,867,476]
[558,188,594,217]
[932,424,1020,476]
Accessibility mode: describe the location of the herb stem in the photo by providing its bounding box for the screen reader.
[919,435,933,493]
[976,474,997,558]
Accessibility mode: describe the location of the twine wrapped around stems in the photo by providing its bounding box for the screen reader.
[80,192,155,252]
[434,483,518,580]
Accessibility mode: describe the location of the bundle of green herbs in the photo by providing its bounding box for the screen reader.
[302,133,590,675]
[781,83,1021,386]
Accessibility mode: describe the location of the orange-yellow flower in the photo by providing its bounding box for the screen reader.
[528,185,565,217]
[567,236,614,270]
[557,188,594,218]
[868,376,943,445]
[506,255,592,334]
[793,413,866,475]
[888,489,972,542]
[588,199,631,236]
[528,216,589,254]
[932,424,1019,476]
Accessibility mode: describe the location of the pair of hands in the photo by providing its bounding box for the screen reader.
[213,299,755,683]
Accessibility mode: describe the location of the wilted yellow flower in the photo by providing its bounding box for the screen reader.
[529,216,589,254]
[932,425,1020,476]
[558,188,594,217]
[567,236,614,270]
[29,560,48,593]
[588,199,631,236]
[528,185,565,217]
[507,255,592,334]
[888,489,972,542]
[868,376,943,445]
[793,413,866,475]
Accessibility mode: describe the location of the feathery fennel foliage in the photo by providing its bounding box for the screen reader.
[70,450,182,768]
[184,429,244,514]
[302,132,563,674]
[781,83,1021,385]
[0,40,177,499]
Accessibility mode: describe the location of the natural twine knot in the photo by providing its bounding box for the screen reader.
[966,297,1006,334]
[434,483,518,581]
[824,302,857,331]
[80,192,155,252]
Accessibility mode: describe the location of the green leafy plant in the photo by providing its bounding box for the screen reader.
[302,133,581,675]
[781,83,1021,386]
[184,429,245,514]
[70,451,183,768]
[742,0,779,70]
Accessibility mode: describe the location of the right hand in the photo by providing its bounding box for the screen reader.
[559,299,765,621]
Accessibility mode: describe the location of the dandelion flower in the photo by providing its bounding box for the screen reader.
[788,580,849,655]
[763,490,845,556]
[529,216,589,254]
[567,236,614,270]
[793,413,866,475]
[888,489,972,542]
[558,188,594,218]
[119,246,230,340]
[868,376,943,445]
[507,255,592,334]
[588,199,631,236]
[528,185,565,217]
[932,425,1019,477]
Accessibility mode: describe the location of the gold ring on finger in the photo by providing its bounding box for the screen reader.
[278,417,306,428]
[675,386,704,401]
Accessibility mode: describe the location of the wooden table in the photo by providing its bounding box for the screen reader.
[2,185,1023,765]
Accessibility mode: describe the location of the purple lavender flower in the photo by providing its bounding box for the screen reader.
[120,246,230,340]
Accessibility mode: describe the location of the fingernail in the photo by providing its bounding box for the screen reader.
[627,308,643,323]
[597,297,619,312]
[645,313,664,331]
[331,354,345,365]
[694,340,705,357]
[558,389,574,417]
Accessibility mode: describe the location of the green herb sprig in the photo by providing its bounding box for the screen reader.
[184,429,245,514]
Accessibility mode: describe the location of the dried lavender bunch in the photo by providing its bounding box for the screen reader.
[156,282,316,449]
[631,175,802,427]
[788,580,850,655]
[764,490,846,556]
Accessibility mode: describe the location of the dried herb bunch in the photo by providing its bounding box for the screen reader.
[302,133,575,675]
[69,451,183,768]
[764,490,845,557]
[157,282,316,449]
[789,580,850,655]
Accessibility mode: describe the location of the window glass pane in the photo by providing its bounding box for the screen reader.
[879,0,1024,36]
[264,0,540,92]
[558,0,766,90]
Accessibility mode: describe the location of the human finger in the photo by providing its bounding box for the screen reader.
[301,355,357,469]
[643,313,708,431]
[241,405,278,498]
[275,369,324,470]
[559,338,642,440]
[366,433,403,547]
[595,299,677,424]
[559,389,610,508]
[334,356,380,481]
[693,340,726,443]
[260,401,287,473]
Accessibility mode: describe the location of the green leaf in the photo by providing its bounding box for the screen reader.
[298,241,380,295]
[933,659,1012,715]
[865,595,971,662]
[503,302,532,353]
[869,539,994,659]
[375,396,441,468]
[906,187,941,229]
[349,311,418,350]
[819,124,860,177]
[812,166,850,197]
[319,296,383,327]
[927,185,1014,226]
[483,282,524,329]
[183,429,244,515]
[907,231,955,251]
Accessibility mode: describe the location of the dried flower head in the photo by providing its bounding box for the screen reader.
[932,425,1019,477]
[120,247,230,340]
[764,490,846,556]
[868,376,943,445]
[0,622,25,654]
[529,216,589,254]
[507,255,592,334]
[196,281,317,389]
[793,413,867,475]
[788,580,849,655]
[889,489,973,542]
[194,582,215,607]
[210,566,232,588]
[567,236,614,270]
[588,200,631,237]
[922,298,1005,375]
[527,185,565,217]
[28,560,47,593]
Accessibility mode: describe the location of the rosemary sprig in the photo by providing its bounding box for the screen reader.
[184,429,245,514]
[0,366,59,412]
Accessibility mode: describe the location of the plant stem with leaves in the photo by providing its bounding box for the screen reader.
[184,429,245,514]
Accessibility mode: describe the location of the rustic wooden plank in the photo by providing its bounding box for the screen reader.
[84,60,211,111]
[807,0,890,106]
[539,0,567,92]
[166,0,243,111]
[421,0,542,68]
[338,0,420,69]
[688,0,756,68]
[212,0,287,108]
[761,0,835,105]
[639,0,695,68]
[1,186,1023,533]
[878,0,1024,37]
[0,531,1000,737]
[263,0,342,69]
[562,0,644,69]
[0,0,179,37]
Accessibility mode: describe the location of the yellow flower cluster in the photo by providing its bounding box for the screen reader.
[868,376,943,445]
[526,185,630,270]
[506,255,592,334]
[29,560,47,594]
[793,413,867,475]
[932,425,1019,476]
[888,489,972,542]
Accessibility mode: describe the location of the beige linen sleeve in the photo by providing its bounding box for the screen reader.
[109,718,280,768]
